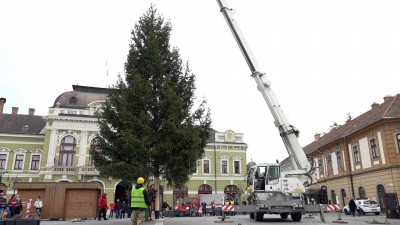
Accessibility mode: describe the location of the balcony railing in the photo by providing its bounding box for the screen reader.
[78,166,100,176]
[51,165,100,176]
[52,166,77,175]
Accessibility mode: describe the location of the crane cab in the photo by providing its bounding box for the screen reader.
[247,163,281,192]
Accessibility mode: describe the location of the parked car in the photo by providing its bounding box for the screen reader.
[343,199,381,215]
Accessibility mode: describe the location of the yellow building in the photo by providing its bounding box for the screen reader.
[0,86,248,208]
[301,94,400,213]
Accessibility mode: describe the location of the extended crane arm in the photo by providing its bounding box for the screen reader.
[216,0,311,171]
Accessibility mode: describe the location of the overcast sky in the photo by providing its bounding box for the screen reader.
[1,0,399,163]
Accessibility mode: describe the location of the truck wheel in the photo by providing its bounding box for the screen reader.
[249,212,255,219]
[255,212,264,221]
[291,212,302,222]
[280,213,288,219]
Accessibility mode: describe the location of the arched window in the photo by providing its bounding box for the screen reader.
[89,138,100,166]
[58,136,76,166]
[359,187,366,199]
[224,185,240,200]
[340,189,346,209]
[331,190,337,204]
[198,184,212,194]
[377,184,385,212]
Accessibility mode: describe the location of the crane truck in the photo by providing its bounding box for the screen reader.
[216,0,318,222]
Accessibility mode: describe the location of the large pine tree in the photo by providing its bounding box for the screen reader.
[93,4,211,201]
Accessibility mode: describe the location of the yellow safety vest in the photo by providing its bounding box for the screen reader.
[131,187,147,208]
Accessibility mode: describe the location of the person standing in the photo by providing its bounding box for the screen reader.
[131,177,150,225]
[0,193,6,220]
[8,194,17,217]
[348,198,357,217]
[229,198,234,216]
[109,202,115,219]
[97,193,108,221]
[211,201,216,216]
[34,196,43,217]
[121,200,127,218]
[201,201,207,216]
[15,194,23,215]
[115,199,122,219]
[189,204,196,217]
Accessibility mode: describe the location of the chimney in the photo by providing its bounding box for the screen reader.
[29,108,35,116]
[314,133,321,142]
[12,107,19,115]
[0,98,6,116]
[371,102,379,109]
[383,96,394,102]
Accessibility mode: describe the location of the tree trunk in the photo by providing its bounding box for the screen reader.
[155,176,160,212]
[154,163,160,213]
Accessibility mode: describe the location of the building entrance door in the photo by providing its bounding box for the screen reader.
[377,184,386,212]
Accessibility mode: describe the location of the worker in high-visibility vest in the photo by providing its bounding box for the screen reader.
[131,177,151,225]
[224,198,230,216]
[225,199,230,206]
[229,199,235,216]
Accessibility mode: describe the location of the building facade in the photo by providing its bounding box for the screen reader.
[163,129,248,207]
[0,86,247,207]
[0,98,45,194]
[301,94,400,212]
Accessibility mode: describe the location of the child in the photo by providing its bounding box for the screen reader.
[109,202,115,218]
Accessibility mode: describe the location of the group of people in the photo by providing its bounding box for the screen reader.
[0,193,43,219]
[98,194,131,221]
[97,177,151,225]
[186,198,239,217]
[98,176,244,224]
[188,200,215,217]
[108,199,130,219]
[224,198,239,216]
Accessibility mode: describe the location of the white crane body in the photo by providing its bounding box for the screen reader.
[216,0,319,222]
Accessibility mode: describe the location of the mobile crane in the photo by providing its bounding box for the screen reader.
[216,0,317,222]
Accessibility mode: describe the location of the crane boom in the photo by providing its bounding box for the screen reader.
[216,0,311,171]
